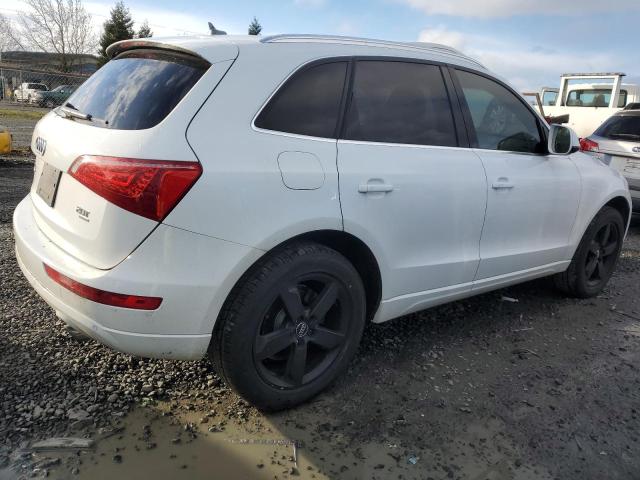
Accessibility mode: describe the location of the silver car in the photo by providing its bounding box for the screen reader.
[582,109,640,212]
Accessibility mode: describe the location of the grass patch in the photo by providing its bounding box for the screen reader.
[0,108,45,120]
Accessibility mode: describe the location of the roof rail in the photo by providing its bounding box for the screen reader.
[260,34,485,68]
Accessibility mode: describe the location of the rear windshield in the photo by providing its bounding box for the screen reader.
[64,49,209,130]
[595,114,640,142]
[565,89,627,108]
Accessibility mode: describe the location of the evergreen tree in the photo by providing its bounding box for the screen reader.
[248,17,262,35]
[137,20,152,38]
[98,1,135,67]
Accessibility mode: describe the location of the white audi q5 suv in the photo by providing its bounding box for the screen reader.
[14,34,632,409]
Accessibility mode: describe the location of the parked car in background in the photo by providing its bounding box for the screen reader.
[13,83,49,104]
[33,85,77,108]
[14,35,632,410]
[581,108,640,212]
[541,73,639,137]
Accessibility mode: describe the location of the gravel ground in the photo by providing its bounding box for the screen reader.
[1,149,639,479]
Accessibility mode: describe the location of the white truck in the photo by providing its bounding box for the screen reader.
[13,82,48,104]
[541,73,639,137]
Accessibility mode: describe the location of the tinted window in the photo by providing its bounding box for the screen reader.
[566,89,627,108]
[343,61,457,146]
[594,114,640,142]
[65,49,209,130]
[255,62,347,138]
[457,70,542,153]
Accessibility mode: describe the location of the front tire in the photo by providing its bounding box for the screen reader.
[210,242,366,411]
[554,206,624,298]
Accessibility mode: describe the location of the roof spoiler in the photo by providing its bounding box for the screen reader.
[106,39,207,61]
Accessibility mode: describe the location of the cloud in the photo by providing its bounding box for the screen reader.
[417,25,633,91]
[403,0,640,17]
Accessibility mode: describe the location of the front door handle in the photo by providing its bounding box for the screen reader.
[492,177,514,190]
[358,182,394,193]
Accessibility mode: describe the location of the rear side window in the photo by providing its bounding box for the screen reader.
[594,115,640,141]
[343,61,457,147]
[65,49,209,130]
[456,70,543,153]
[255,62,348,138]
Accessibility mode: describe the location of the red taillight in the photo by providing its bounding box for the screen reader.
[579,138,599,153]
[68,156,202,221]
[44,263,162,310]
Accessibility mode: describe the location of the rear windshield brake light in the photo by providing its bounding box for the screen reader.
[68,155,202,221]
[44,263,162,310]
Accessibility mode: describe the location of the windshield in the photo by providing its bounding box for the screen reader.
[595,114,640,142]
[64,49,210,130]
[29,84,48,91]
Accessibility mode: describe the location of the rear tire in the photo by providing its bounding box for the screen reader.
[210,242,366,411]
[553,206,624,298]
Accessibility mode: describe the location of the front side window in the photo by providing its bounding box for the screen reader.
[255,61,348,138]
[343,61,457,147]
[456,70,543,153]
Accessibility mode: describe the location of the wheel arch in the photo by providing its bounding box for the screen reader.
[604,195,631,231]
[214,229,383,337]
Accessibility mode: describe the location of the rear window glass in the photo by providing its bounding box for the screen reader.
[255,62,348,138]
[64,49,209,130]
[594,115,640,142]
[565,89,627,108]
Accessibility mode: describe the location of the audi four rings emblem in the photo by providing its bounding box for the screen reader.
[35,137,47,155]
[633,147,640,153]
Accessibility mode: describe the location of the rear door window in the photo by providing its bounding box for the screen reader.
[255,61,348,138]
[343,61,457,147]
[456,70,543,153]
[65,49,210,130]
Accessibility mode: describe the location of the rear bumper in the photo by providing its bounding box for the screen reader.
[13,195,262,360]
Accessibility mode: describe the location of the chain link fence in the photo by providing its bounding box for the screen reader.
[0,64,89,110]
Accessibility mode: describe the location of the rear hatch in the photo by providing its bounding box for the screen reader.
[29,43,238,269]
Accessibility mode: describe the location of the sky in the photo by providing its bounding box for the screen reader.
[1,0,639,91]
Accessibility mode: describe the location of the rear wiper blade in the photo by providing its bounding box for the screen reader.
[57,103,109,126]
[609,133,640,140]
[58,103,92,121]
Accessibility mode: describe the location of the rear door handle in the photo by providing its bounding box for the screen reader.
[358,183,394,193]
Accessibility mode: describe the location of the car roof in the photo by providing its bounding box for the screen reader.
[107,34,488,71]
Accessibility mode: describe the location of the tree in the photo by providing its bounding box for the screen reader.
[248,17,262,36]
[98,1,134,67]
[0,13,18,61]
[137,20,152,39]
[9,0,94,72]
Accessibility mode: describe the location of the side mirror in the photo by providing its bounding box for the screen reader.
[548,124,580,155]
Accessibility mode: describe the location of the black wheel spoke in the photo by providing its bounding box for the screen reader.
[286,342,308,386]
[602,240,617,257]
[309,282,338,323]
[599,224,611,246]
[585,256,598,278]
[309,327,345,350]
[255,328,294,360]
[595,259,604,279]
[280,286,304,321]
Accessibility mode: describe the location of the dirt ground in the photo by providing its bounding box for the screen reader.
[1,121,639,479]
